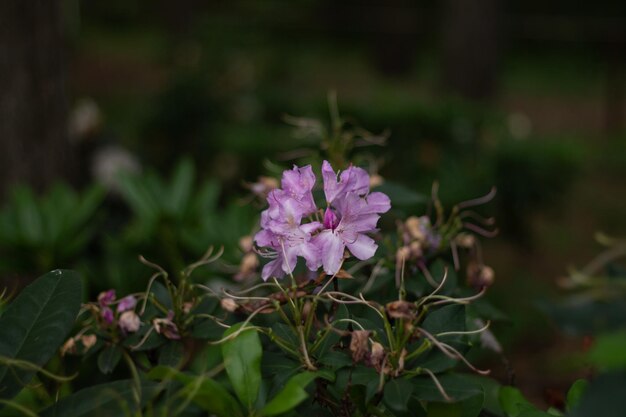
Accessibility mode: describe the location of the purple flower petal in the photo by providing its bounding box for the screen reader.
[98,290,116,307]
[346,234,378,260]
[101,307,114,325]
[117,295,137,313]
[315,230,345,275]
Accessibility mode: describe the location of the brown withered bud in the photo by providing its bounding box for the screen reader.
[81,334,97,351]
[249,176,279,198]
[60,338,76,356]
[368,341,386,371]
[235,252,260,281]
[396,246,411,264]
[386,300,416,320]
[455,233,476,249]
[239,235,254,253]
[409,241,423,258]
[405,216,426,241]
[396,348,407,375]
[301,301,313,323]
[369,174,384,188]
[467,261,495,289]
[221,297,238,312]
[350,330,371,363]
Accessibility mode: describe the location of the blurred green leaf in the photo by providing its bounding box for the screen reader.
[374,182,427,207]
[166,158,195,217]
[565,379,588,412]
[221,323,262,410]
[97,345,122,375]
[0,270,82,400]
[588,331,626,371]
[39,380,159,417]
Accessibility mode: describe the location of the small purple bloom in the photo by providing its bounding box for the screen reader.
[98,289,116,307]
[101,307,114,325]
[116,295,137,313]
[118,311,141,333]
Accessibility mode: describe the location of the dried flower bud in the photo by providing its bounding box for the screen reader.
[409,241,423,258]
[119,311,141,333]
[467,262,495,288]
[183,301,194,314]
[396,246,411,263]
[455,233,476,249]
[239,235,254,253]
[81,334,97,351]
[221,297,238,312]
[369,342,385,371]
[350,330,371,363]
[386,300,416,320]
[250,176,279,197]
[60,338,76,356]
[405,216,426,241]
[369,174,384,188]
[154,311,181,340]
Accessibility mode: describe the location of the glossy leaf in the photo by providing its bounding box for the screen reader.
[0,270,82,400]
[221,323,262,410]
[97,345,122,375]
[261,372,319,416]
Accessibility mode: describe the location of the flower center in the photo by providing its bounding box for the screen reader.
[323,207,340,230]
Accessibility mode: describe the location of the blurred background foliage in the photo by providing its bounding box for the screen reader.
[0,0,625,411]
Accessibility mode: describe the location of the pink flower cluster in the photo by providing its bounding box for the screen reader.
[255,161,390,280]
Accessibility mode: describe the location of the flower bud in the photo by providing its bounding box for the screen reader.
[81,334,97,351]
[119,311,141,333]
[221,297,238,312]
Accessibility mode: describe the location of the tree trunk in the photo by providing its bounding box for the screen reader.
[0,0,73,198]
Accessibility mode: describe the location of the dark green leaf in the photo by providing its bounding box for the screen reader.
[158,341,185,367]
[0,270,82,400]
[422,304,466,341]
[569,371,626,417]
[261,372,319,416]
[427,392,484,417]
[97,345,122,375]
[412,374,483,403]
[383,378,414,412]
[148,366,242,417]
[39,380,160,417]
[221,323,262,410]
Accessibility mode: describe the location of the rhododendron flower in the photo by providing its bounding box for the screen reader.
[119,311,141,333]
[254,161,390,279]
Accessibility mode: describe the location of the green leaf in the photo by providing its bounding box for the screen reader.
[158,341,185,367]
[422,304,466,340]
[148,366,242,417]
[261,372,319,416]
[97,345,122,375]
[565,379,588,412]
[0,270,82,400]
[587,331,626,371]
[166,158,195,217]
[383,378,414,412]
[569,371,626,417]
[499,386,536,417]
[221,323,262,410]
[427,392,484,417]
[411,374,483,403]
[39,379,159,417]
